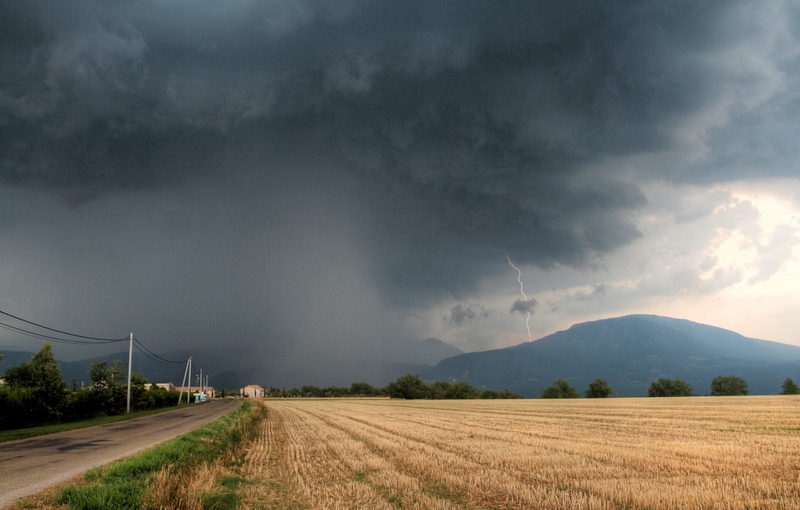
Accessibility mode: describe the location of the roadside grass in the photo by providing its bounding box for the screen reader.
[51,400,265,510]
[0,403,201,443]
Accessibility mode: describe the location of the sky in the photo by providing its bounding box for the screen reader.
[2,1,800,386]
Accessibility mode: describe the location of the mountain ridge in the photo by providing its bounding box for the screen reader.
[421,314,800,397]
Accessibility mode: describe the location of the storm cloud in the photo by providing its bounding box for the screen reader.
[2,1,800,383]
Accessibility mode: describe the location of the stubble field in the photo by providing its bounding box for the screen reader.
[239,396,800,509]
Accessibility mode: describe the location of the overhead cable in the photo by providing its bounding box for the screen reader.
[132,337,185,366]
[0,320,126,345]
[0,309,128,342]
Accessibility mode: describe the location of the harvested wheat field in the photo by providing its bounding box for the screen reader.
[238,396,800,509]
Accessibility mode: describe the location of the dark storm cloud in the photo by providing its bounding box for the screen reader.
[447,303,488,325]
[1,0,797,304]
[510,298,537,316]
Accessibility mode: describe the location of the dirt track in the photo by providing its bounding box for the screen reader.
[0,399,239,508]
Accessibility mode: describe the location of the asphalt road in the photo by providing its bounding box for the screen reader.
[0,399,240,508]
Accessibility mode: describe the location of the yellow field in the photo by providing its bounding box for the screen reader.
[239,397,800,509]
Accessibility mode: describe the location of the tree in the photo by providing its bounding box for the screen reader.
[441,381,479,399]
[385,374,430,399]
[350,382,381,396]
[301,385,322,397]
[541,379,579,399]
[129,373,153,411]
[648,378,693,397]
[88,360,127,414]
[3,343,67,424]
[710,375,748,396]
[780,378,800,395]
[480,388,523,399]
[585,378,613,398]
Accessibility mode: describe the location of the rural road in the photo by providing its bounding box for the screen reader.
[0,399,240,508]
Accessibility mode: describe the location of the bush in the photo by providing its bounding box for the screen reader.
[710,375,748,396]
[0,386,39,429]
[585,378,613,398]
[648,378,693,397]
[541,379,579,399]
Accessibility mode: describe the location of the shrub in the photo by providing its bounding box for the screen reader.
[0,386,39,429]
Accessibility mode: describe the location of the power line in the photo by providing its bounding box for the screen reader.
[132,337,184,366]
[0,320,126,345]
[0,309,191,382]
[0,309,128,342]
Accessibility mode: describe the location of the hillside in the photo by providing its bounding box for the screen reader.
[422,315,800,397]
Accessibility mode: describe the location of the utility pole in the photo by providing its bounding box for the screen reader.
[178,357,191,404]
[188,357,193,402]
[126,332,133,414]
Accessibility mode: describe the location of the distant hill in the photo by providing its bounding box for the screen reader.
[376,338,464,385]
[421,315,800,397]
[407,338,464,366]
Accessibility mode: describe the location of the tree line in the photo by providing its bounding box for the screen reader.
[263,373,800,401]
[383,374,522,399]
[0,343,183,430]
[537,375,800,398]
[263,377,522,399]
[266,382,386,398]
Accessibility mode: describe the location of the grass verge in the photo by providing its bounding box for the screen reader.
[0,403,201,443]
[51,400,265,510]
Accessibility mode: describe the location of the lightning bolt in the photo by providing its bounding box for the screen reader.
[507,254,533,342]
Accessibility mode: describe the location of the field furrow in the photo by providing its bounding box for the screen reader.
[239,397,800,509]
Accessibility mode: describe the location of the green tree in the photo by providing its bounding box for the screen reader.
[3,343,67,424]
[129,373,153,410]
[385,374,430,399]
[443,381,480,399]
[321,386,349,397]
[710,375,749,396]
[648,378,693,397]
[497,388,522,399]
[585,378,613,398]
[780,378,800,395]
[479,388,522,399]
[88,360,127,415]
[541,379,579,399]
[350,382,380,396]
[301,385,322,397]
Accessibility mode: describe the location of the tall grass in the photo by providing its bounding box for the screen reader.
[55,400,265,510]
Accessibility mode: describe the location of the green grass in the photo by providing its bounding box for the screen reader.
[0,402,202,443]
[55,400,262,510]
